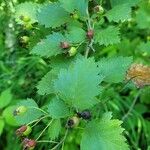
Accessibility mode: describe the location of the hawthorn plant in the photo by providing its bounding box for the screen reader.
[13,0,150,150]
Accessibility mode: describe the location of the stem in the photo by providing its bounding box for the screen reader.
[122,90,141,121]
[50,129,69,150]
[30,115,50,127]
[37,140,58,144]
[36,119,53,141]
[29,106,48,115]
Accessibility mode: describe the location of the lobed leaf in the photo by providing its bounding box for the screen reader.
[98,56,133,83]
[47,97,70,119]
[54,57,104,110]
[94,26,120,46]
[81,112,129,150]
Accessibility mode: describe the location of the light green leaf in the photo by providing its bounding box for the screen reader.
[2,106,19,126]
[94,26,120,46]
[0,119,4,135]
[59,0,88,19]
[106,4,131,22]
[110,0,140,7]
[54,57,104,110]
[98,56,133,83]
[135,1,150,29]
[138,41,150,55]
[31,33,67,57]
[66,26,86,43]
[47,97,70,119]
[81,112,129,150]
[37,3,71,28]
[0,88,12,109]
[15,2,38,24]
[48,119,61,140]
[37,70,57,95]
[15,99,43,125]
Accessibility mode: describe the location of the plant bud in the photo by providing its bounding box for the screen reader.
[60,42,70,49]
[13,106,27,116]
[68,47,77,56]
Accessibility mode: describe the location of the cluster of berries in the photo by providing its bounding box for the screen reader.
[14,106,36,150]
[66,110,91,128]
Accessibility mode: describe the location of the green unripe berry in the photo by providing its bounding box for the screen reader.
[66,116,80,128]
[20,15,31,22]
[23,23,33,30]
[94,5,104,15]
[14,105,27,116]
[23,126,32,136]
[72,13,79,20]
[20,36,29,43]
[68,47,77,56]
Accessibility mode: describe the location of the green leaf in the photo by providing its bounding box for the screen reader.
[2,106,19,126]
[15,2,38,24]
[48,119,61,140]
[0,119,4,135]
[138,41,150,55]
[81,112,129,150]
[37,70,57,95]
[31,33,66,57]
[94,26,120,46]
[15,99,43,125]
[98,56,133,83]
[59,0,88,19]
[54,57,104,110]
[106,4,131,23]
[66,26,86,43]
[47,97,70,119]
[110,0,140,7]
[135,1,150,29]
[0,88,12,109]
[37,3,71,28]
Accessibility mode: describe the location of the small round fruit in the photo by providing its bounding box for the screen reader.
[68,47,77,56]
[72,13,79,20]
[77,110,91,120]
[23,126,32,136]
[20,15,31,22]
[66,116,80,128]
[20,36,29,43]
[81,110,91,120]
[24,23,33,30]
[93,5,104,14]
[28,140,36,150]
[14,106,27,116]
[87,29,94,39]
[70,11,79,20]
[60,42,70,49]
[23,138,36,150]
[16,125,27,136]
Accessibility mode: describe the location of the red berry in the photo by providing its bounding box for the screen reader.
[87,29,94,39]
[60,42,70,49]
[23,138,36,150]
[16,125,32,136]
